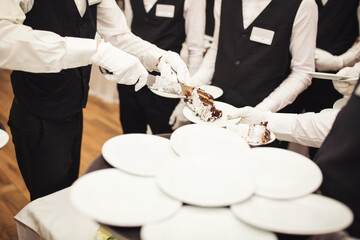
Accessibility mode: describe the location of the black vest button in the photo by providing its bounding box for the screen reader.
[235,60,241,65]
[241,34,247,38]
[145,17,149,22]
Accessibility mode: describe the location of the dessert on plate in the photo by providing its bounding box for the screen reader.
[184,88,223,122]
[227,122,272,145]
[149,75,183,96]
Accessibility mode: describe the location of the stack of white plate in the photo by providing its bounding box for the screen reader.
[69,124,354,240]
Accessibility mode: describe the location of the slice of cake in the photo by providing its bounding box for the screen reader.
[227,122,271,144]
[150,76,183,95]
[248,122,271,144]
[184,88,222,122]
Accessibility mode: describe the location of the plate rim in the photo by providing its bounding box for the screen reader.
[196,85,224,99]
[101,133,178,177]
[156,157,255,207]
[140,205,277,240]
[240,147,323,199]
[183,101,239,127]
[69,168,182,227]
[230,194,354,235]
[306,71,358,82]
[170,124,250,157]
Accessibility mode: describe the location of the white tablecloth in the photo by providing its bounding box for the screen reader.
[15,187,99,240]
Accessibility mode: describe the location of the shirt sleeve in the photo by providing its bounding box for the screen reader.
[123,0,133,28]
[340,4,360,68]
[190,0,221,85]
[96,0,165,71]
[183,0,206,75]
[0,0,98,73]
[338,3,360,67]
[267,109,340,148]
[255,0,318,112]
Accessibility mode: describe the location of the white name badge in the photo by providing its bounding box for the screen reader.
[156,4,175,18]
[88,0,102,6]
[250,27,275,45]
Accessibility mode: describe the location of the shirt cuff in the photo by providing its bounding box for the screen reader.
[267,113,298,142]
[62,37,97,69]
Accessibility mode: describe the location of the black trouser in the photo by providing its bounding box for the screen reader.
[117,84,179,134]
[8,100,83,201]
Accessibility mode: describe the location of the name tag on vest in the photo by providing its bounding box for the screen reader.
[88,0,102,6]
[250,27,275,45]
[156,4,175,18]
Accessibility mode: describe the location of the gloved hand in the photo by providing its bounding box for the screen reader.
[91,41,148,91]
[169,100,191,130]
[315,48,344,72]
[158,51,190,84]
[227,106,271,124]
[333,67,359,97]
[186,75,204,87]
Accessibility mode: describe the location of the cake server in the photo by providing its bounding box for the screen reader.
[99,66,193,96]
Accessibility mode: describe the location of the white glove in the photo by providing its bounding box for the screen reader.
[315,48,344,72]
[91,41,148,91]
[333,67,359,97]
[228,106,271,124]
[186,75,204,87]
[169,100,191,130]
[158,51,190,84]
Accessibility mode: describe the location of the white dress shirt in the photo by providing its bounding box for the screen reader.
[123,0,205,75]
[0,0,165,73]
[267,109,340,148]
[192,0,318,113]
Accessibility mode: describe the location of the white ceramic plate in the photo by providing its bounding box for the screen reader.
[183,101,239,127]
[170,124,250,158]
[226,124,276,146]
[0,129,9,149]
[333,97,349,110]
[102,134,178,177]
[156,157,255,207]
[141,206,277,240]
[231,194,354,235]
[150,89,182,99]
[247,132,276,146]
[240,147,323,199]
[196,85,223,99]
[69,169,181,227]
[306,71,358,81]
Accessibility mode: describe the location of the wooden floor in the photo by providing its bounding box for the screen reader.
[0,69,122,240]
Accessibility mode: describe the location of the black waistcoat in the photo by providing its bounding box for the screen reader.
[316,0,359,55]
[11,0,97,121]
[212,0,302,107]
[129,0,185,53]
[314,79,360,237]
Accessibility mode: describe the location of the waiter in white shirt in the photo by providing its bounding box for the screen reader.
[0,0,189,200]
[117,0,205,134]
[169,0,318,134]
[282,0,359,157]
[291,0,359,120]
[230,63,360,237]
[229,62,360,148]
